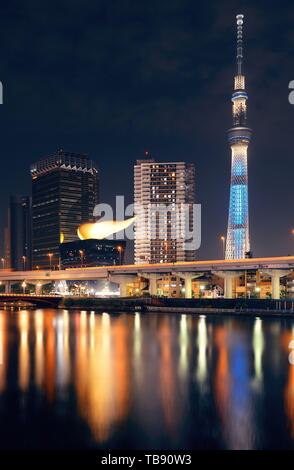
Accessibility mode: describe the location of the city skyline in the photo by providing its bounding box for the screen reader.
[0,1,294,459]
[0,1,293,262]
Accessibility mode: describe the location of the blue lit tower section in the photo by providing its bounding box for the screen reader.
[225,14,252,259]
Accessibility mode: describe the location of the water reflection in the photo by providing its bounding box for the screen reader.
[134,313,141,359]
[56,310,70,389]
[197,316,207,383]
[214,325,230,430]
[0,310,293,449]
[158,319,176,430]
[18,311,30,392]
[74,312,131,442]
[35,310,44,387]
[282,329,294,437]
[179,315,189,376]
[252,317,264,383]
[0,313,7,392]
[214,322,254,449]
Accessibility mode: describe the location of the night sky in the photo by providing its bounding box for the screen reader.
[0,0,293,262]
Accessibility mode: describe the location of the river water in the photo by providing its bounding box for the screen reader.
[0,309,293,450]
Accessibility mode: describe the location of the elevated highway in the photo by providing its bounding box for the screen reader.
[0,256,293,280]
[0,256,293,300]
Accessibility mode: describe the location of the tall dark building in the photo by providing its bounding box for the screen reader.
[10,195,32,270]
[31,150,99,269]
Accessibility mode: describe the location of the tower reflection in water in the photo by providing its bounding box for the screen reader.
[213,320,254,449]
[0,310,293,449]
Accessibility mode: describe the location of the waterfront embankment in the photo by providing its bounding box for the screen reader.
[61,296,294,316]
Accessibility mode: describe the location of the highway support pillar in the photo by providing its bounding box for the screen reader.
[177,273,203,299]
[35,282,43,295]
[141,273,162,296]
[215,271,240,299]
[109,274,138,298]
[262,269,292,300]
[4,281,11,294]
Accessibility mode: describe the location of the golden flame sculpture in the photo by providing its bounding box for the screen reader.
[77,217,135,240]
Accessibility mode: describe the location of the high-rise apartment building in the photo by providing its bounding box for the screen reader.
[10,195,32,270]
[31,150,99,269]
[134,156,196,264]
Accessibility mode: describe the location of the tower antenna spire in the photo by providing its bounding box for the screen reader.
[236,14,244,74]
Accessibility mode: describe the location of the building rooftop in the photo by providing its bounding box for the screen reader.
[30,149,98,176]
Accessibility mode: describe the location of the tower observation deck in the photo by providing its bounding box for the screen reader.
[225,14,252,259]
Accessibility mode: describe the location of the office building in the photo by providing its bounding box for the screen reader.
[31,150,99,269]
[10,195,32,270]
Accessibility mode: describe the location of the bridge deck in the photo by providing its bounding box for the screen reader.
[0,256,292,282]
[0,294,62,307]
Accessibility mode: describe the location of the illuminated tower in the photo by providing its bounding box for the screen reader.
[225,14,252,259]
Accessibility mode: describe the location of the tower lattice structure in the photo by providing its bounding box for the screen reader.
[225,14,252,259]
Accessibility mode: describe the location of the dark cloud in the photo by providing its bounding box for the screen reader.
[0,0,293,261]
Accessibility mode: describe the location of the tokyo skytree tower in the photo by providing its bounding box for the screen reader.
[225,14,252,259]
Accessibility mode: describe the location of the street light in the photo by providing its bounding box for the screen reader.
[117,246,122,265]
[1,258,5,269]
[22,255,27,271]
[220,235,226,259]
[48,253,53,270]
[79,250,84,267]
[22,281,27,294]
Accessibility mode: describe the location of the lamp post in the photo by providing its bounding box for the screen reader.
[22,281,27,294]
[220,236,226,259]
[117,246,122,265]
[79,250,84,268]
[22,255,27,271]
[48,253,53,270]
[1,258,5,270]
